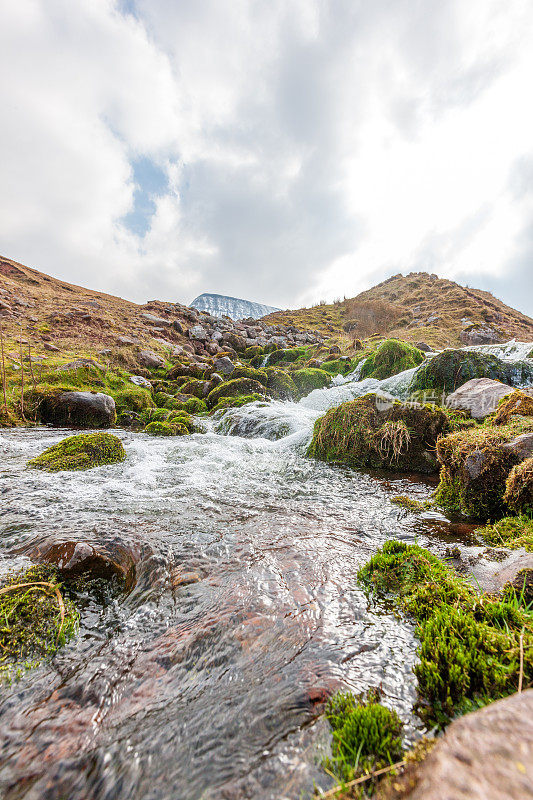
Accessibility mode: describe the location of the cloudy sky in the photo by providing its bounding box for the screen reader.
[1,0,532,314]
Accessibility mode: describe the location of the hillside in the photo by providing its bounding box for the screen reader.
[263,272,533,348]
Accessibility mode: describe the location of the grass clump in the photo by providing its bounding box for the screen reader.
[308,393,448,474]
[391,496,432,512]
[324,689,403,784]
[477,515,533,552]
[28,432,125,472]
[358,540,533,726]
[359,339,424,381]
[0,564,78,681]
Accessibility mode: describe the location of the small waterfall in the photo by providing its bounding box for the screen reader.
[463,339,533,362]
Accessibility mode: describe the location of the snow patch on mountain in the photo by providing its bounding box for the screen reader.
[190,293,280,320]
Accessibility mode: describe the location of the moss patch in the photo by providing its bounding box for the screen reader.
[144,420,188,436]
[324,689,404,783]
[410,349,518,394]
[477,515,533,552]
[210,393,266,414]
[231,366,268,385]
[206,377,266,408]
[359,339,424,381]
[182,397,208,414]
[0,564,78,682]
[391,495,432,512]
[265,368,298,400]
[504,456,533,515]
[358,540,533,726]
[308,393,449,474]
[28,432,125,472]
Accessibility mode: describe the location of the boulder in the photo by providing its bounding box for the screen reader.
[141,312,171,327]
[446,378,514,420]
[28,432,125,471]
[138,350,166,369]
[411,349,533,395]
[117,335,139,346]
[206,377,267,408]
[130,375,152,388]
[308,393,449,474]
[214,356,235,376]
[399,691,533,800]
[494,390,533,425]
[504,456,533,515]
[460,324,502,345]
[36,391,116,428]
[359,339,424,380]
[415,341,433,352]
[189,325,208,341]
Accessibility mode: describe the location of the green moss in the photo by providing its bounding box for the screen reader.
[28,432,126,472]
[358,540,533,725]
[494,390,533,425]
[411,349,518,394]
[391,495,432,512]
[231,366,268,385]
[113,386,154,414]
[0,564,79,682]
[435,419,533,519]
[179,378,207,398]
[267,346,309,365]
[142,407,171,423]
[320,358,357,376]
[144,420,188,436]
[308,393,449,474]
[182,397,208,414]
[359,339,424,381]
[265,368,298,400]
[210,393,266,413]
[504,457,533,516]
[324,690,403,782]
[292,367,332,396]
[477,515,533,552]
[206,377,266,408]
[167,410,195,432]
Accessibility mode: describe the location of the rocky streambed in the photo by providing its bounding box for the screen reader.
[1,342,532,799]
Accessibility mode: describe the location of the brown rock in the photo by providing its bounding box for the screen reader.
[401,691,533,800]
[446,378,514,420]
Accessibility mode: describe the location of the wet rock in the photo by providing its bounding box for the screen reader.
[138,350,166,369]
[401,690,533,800]
[446,378,514,420]
[36,390,116,428]
[34,541,136,589]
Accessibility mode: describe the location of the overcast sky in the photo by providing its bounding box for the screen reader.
[1,1,532,314]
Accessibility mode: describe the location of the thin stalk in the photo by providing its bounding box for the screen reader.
[27,342,37,389]
[18,326,25,420]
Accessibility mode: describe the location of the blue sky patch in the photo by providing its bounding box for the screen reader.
[122,156,169,237]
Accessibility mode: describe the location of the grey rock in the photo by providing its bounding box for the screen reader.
[117,335,139,346]
[38,391,116,428]
[130,375,152,388]
[502,432,533,461]
[189,325,208,341]
[446,378,515,420]
[460,325,502,345]
[141,312,171,327]
[415,341,433,352]
[138,350,165,369]
[214,356,235,376]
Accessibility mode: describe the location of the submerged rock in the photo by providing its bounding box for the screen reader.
[398,691,533,800]
[446,378,514,420]
[28,432,126,472]
[35,390,116,427]
[308,393,449,473]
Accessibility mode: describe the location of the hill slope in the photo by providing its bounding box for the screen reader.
[263,272,533,348]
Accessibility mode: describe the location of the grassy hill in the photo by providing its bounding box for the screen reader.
[263,272,533,348]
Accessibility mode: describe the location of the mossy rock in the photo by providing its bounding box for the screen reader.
[154,390,174,407]
[358,540,533,725]
[292,368,331,397]
[206,378,266,408]
[167,411,195,432]
[182,397,208,414]
[411,349,532,395]
[27,388,116,428]
[144,421,188,436]
[231,366,268,385]
[494,390,533,425]
[504,457,533,516]
[28,433,126,472]
[166,363,205,380]
[265,368,298,400]
[180,379,209,398]
[435,420,533,519]
[320,358,357,376]
[308,393,449,473]
[141,407,171,423]
[359,339,424,380]
[210,393,266,414]
[113,386,155,414]
[267,347,308,365]
[0,564,79,682]
[244,345,263,359]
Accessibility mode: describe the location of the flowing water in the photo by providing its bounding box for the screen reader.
[0,343,531,800]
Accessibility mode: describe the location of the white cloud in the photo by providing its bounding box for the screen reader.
[0,0,532,313]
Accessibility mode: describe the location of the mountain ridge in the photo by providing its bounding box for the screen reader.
[191,292,279,320]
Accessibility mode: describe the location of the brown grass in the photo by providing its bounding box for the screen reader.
[343,299,403,338]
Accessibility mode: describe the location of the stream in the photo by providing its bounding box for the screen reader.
[0,342,531,800]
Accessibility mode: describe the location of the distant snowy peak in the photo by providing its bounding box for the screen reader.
[190,293,280,320]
